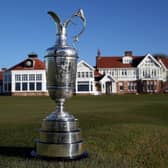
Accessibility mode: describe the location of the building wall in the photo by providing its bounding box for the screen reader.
[11,70,47,93]
[99,68,137,81]
[137,80,163,93]
[116,81,137,94]
[115,80,164,94]
[3,69,47,96]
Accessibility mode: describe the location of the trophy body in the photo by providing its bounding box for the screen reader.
[35,9,86,159]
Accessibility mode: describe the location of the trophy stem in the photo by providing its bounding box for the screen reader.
[56,98,65,116]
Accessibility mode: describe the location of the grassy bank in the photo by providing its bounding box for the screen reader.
[0,94,168,167]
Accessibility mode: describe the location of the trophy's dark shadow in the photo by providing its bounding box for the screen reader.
[0,146,34,159]
[0,146,89,161]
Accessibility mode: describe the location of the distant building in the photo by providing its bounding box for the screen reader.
[95,51,168,94]
[76,60,96,95]
[3,53,48,96]
[1,51,168,96]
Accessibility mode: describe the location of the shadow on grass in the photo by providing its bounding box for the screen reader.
[0,146,89,161]
[0,146,34,158]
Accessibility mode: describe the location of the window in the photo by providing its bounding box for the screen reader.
[86,72,89,78]
[131,84,135,90]
[22,74,28,81]
[145,59,152,64]
[133,71,136,76]
[78,81,89,91]
[128,82,137,91]
[120,85,124,91]
[128,84,131,91]
[15,74,21,81]
[22,83,28,91]
[119,82,124,92]
[122,69,127,76]
[36,82,42,90]
[4,74,11,81]
[90,72,93,78]
[4,84,8,91]
[125,70,127,75]
[143,70,145,77]
[36,74,42,80]
[78,72,80,78]
[154,70,157,77]
[29,74,35,81]
[82,72,85,78]
[29,82,35,90]
[147,81,155,91]
[8,83,11,91]
[15,83,21,91]
[4,75,8,82]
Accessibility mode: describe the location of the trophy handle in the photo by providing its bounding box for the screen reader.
[48,11,62,35]
[63,9,86,42]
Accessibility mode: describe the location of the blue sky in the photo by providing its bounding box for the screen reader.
[0,0,168,68]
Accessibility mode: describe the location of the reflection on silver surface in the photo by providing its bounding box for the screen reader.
[40,129,81,143]
[36,141,83,158]
[41,118,78,132]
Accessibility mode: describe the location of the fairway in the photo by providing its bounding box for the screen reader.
[0,94,168,167]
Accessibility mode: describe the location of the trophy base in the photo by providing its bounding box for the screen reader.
[36,141,84,159]
[35,112,85,159]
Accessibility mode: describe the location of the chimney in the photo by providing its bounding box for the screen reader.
[28,52,38,58]
[97,49,101,56]
[124,51,133,57]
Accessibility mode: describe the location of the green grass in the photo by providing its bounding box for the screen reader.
[0,94,168,167]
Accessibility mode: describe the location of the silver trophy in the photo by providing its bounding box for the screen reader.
[35,9,86,159]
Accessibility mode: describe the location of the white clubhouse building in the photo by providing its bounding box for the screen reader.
[2,51,168,95]
[3,53,48,96]
[95,51,168,94]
